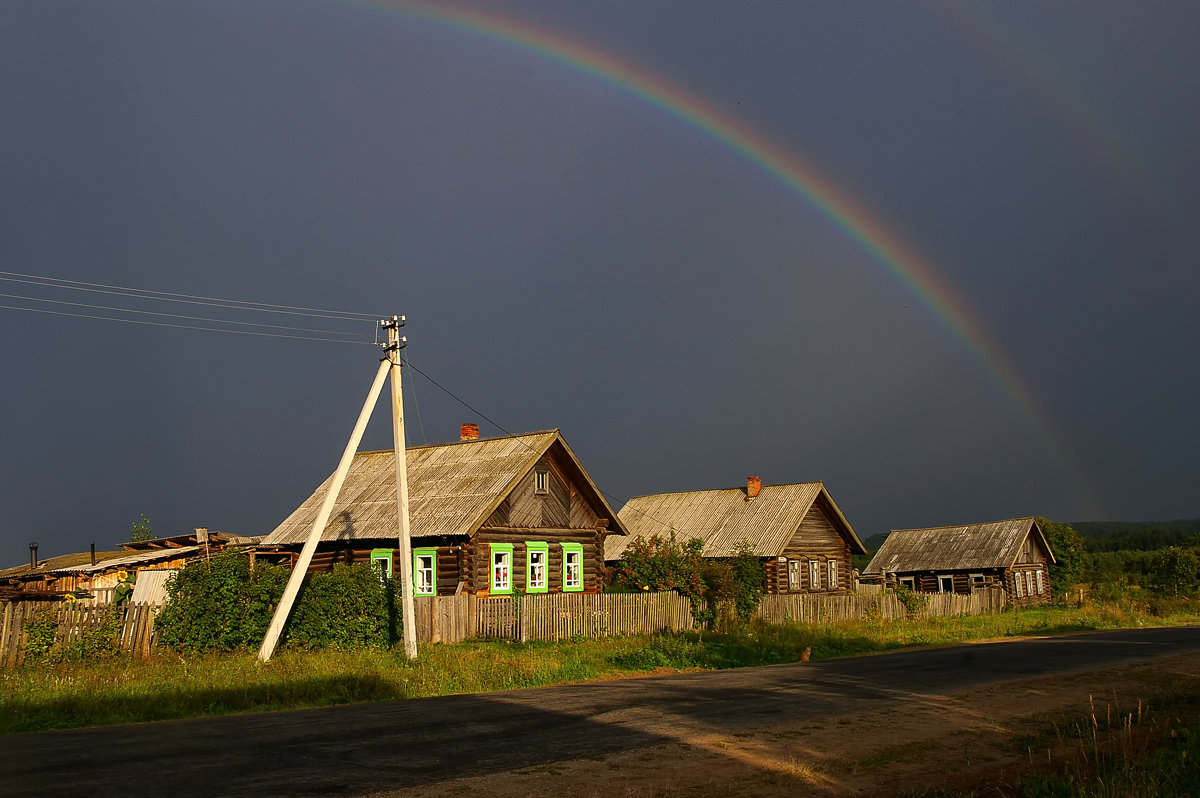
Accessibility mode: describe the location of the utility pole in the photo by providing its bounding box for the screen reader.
[383,315,418,660]
[258,357,391,662]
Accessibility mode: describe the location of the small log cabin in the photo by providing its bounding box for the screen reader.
[0,529,248,603]
[862,517,1055,606]
[257,426,628,597]
[607,478,867,594]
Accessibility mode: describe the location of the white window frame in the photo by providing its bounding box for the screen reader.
[370,548,393,581]
[827,559,838,589]
[1035,569,1045,595]
[899,576,915,590]
[490,544,512,594]
[413,549,436,596]
[562,543,583,592]
[786,559,801,592]
[534,470,549,494]
[808,559,821,590]
[1025,571,1034,596]
[526,542,548,593]
[938,575,954,594]
[969,573,986,589]
[1014,571,1025,597]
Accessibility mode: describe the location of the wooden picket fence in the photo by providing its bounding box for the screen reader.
[2,585,1003,664]
[415,591,694,644]
[1,601,162,667]
[753,585,1006,626]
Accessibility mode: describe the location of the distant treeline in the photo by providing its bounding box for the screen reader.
[1071,519,1200,554]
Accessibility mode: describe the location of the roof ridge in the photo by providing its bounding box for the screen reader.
[890,516,1035,534]
[625,481,824,502]
[357,429,561,456]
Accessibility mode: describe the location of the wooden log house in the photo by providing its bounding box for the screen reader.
[607,478,867,594]
[257,426,628,597]
[861,517,1055,606]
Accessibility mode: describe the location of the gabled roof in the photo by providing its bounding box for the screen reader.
[261,429,627,545]
[863,516,1055,575]
[609,482,866,560]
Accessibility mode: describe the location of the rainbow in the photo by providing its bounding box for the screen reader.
[354,0,1106,517]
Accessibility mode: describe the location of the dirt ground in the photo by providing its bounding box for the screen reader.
[394,649,1200,798]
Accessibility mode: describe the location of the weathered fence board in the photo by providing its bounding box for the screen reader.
[0,601,162,666]
[754,586,1006,626]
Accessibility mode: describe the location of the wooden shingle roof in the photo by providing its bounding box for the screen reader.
[261,429,626,545]
[863,517,1054,575]
[609,482,865,560]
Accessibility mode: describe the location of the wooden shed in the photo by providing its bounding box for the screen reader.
[608,478,866,594]
[862,517,1055,606]
[257,427,627,597]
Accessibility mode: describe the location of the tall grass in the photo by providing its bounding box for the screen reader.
[3,602,1196,735]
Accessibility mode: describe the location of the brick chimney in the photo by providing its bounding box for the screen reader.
[460,423,480,441]
[746,476,762,499]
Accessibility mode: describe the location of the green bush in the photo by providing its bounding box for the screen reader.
[22,605,122,665]
[1146,546,1200,596]
[288,564,395,650]
[609,531,705,604]
[156,551,289,653]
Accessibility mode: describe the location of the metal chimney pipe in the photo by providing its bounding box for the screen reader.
[90,542,96,566]
[29,541,38,569]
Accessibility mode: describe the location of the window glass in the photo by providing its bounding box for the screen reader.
[828,559,838,589]
[808,559,820,590]
[527,547,547,591]
[1025,571,1034,596]
[414,550,435,596]
[562,543,584,591]
[535,471,548,493]
[491,547,512,593]
[1036,569,1045,595]
[939,575,954,593]
[787,559,800,592]
[1014,572,1024,597]
[370,548,394,581]
[900,577,915,590]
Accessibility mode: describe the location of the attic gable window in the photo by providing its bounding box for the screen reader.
[534,470,549,494]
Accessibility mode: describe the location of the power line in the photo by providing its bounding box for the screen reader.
[0,270,382,321]
[0,303,377,345]
[0,291,373,340]
[403,356,668,529]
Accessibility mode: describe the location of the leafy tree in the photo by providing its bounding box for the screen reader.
[130,513,153,542]
[1146,546,1200,596]
[610,531,705,605]
[1037,517,1087,595]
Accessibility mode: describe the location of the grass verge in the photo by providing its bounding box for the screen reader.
[3,602,1197,735]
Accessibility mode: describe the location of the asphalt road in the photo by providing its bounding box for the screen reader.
[4,627,1199,797]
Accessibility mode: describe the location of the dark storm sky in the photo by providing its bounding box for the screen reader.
[2,1,1198,561]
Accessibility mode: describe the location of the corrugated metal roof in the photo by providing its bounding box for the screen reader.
[863,517,1053,574]
[58,547,202,573]
[0,550,126,579]
[608,482,864,559]
[261,430,626,545]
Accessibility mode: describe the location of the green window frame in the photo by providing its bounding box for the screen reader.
[370,548,394,581]
[525,542,549,593]
[489,543,514,595]
[561,542,584,592]
[413,547,437,596]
